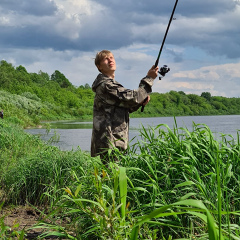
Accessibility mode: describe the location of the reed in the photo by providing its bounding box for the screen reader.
[0,121,100,206]
[1,120,240,239]
[30,122,240,239]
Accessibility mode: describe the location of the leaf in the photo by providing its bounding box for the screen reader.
[119,167,127,220]
[64,187,73,197]
[131,199,219,240]
[130,225,140,240]
[74,184,82,197]
[206,210,218,240]
[179,193,197,201]
[174,181,195,188]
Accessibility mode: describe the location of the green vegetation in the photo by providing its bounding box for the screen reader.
[1,119,240,239]
[131,91,240,117]
[0,60,94,127]
[1,60,240,128]
[1,60,240,239]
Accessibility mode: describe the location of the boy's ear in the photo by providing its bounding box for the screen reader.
[97,65,101,72]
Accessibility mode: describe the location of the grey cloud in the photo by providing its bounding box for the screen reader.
[0,0,57,16]
[1,0,238,59]
[205,42,240,59]
[0,1,135,52]
[0,26,67,50]
[86,0,239,60]
[0,0,239,82]
[0,14,133,52]
[175,31,240,59]
[164,48,183,63]
[91,0,235,17]
[178,0,236,17]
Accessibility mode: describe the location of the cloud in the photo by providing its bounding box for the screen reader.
[1,0,239,57]
[0,0,57,16]
[173,63,240,81]
[178,0,236,17]
[0,0,240,98]
[154,62,240,97]
[91,0,236,17]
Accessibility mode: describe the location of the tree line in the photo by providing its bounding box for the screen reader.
[1,60,240,126]
[133,90,240,117]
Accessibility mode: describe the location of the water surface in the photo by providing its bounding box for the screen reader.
[25,115,240,152]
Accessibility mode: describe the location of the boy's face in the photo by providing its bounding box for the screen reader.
[98,53,116,75]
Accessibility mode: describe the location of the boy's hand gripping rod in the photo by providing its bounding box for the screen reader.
[141,0,179,112]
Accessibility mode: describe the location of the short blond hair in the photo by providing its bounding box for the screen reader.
[95,50,113,72]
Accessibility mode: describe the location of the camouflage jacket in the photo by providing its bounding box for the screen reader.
[91,73,155,158]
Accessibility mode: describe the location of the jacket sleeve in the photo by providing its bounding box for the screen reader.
[96,76,154,109]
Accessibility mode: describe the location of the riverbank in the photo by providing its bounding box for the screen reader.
[0,120,96,238]
[1,119,240,239]
[2,86,240,131]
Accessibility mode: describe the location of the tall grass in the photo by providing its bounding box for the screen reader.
[35,123,240,239]
[1,119,240,239]
[0,120,101,206]
[122,122,240,239]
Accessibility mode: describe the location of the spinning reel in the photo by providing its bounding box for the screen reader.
[158,65,170,80]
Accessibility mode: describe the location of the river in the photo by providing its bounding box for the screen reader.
[25,115,240,152]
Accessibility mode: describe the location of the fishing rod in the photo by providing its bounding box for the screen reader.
[155,0,178,70]
[141,0,179,112]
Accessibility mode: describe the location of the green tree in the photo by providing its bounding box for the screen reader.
[169,91,181,105]
[201,92,211,101]
[0,60,15,89]
[51,70,72,88]
[39,71,50,81]
[178,91,186,95]
[84,83,91,89]
[16,65,31,85]
[16,65,28,73]
[188,94,205,106]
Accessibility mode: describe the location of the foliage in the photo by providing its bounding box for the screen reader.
[1,120,240,239]
[131,91,240,117]
[2,60,240,239]
[0,120,100,206]
[1,60,240,127]
[51,70,72,88]
[0,60,94,126]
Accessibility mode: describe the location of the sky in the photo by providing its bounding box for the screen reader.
[0,0,240,97]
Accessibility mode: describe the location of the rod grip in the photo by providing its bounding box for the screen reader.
[141,97,148,112]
